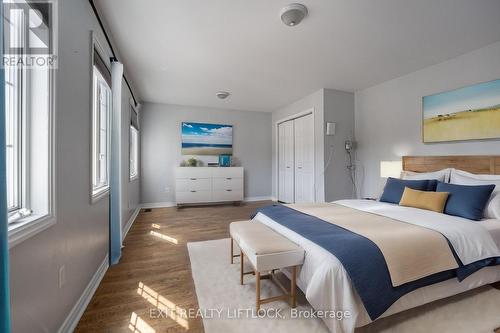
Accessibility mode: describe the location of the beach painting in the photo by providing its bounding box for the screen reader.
[423,79,500,143]
[181,122,233,155]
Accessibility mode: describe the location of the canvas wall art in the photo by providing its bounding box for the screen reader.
[181,122,233,155]
[423,79,500,143]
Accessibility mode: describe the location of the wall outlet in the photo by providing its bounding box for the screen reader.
[164,187,170,193]
[59,265,66,289]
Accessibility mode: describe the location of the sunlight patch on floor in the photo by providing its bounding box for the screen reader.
[137,282,189,329]
[150,230,178,244]
[129,312,156,333]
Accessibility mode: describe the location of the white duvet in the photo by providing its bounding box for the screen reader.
[254,200,500,333]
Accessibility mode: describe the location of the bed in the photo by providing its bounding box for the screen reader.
[253,155,500,333]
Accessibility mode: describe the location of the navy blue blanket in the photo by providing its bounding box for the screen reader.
[253,204,500,320]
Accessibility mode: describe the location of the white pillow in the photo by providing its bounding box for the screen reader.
[450,169,500,219]
[401,168,451,182]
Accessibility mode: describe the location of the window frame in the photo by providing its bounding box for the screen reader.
[5,57,24,214]
[90,35,112,203]
[5,3,57,247]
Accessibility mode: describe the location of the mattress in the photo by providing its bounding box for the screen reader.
[254,200,500,333]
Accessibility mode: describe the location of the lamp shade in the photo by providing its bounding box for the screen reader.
[380,161,402,178]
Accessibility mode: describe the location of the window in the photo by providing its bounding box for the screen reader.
[4,3,55,245]
[91,65,112,199]
[129,125,138,180]
[129,103,139,181]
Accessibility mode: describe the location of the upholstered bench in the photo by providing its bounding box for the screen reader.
[229,220,304,311]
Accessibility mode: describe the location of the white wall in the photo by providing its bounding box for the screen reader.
[9,1,141,332]
[355,41,500,197]
[140,103,272,204]
[271,88,355,202]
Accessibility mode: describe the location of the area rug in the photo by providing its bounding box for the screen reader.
[187,238,500,333]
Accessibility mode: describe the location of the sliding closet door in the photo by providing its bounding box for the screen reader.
[294,114,315,203]
[278,120,294,203]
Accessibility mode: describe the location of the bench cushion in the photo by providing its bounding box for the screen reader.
[230,220,304,272]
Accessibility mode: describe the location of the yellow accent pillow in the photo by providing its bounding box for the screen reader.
[399,187,449,213]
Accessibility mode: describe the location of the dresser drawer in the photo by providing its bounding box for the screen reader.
[175,167,211,179]
[212,189,243,202]
[211,167,243,178]
[212,177,243,190]
[176,190,212,204]
[176,178,211,192]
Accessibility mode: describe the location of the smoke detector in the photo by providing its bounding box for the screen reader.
[280,3,308,27]
[216,91,230,99]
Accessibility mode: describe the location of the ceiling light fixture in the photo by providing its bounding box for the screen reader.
[216,91,230,99]
[280,3,308,27]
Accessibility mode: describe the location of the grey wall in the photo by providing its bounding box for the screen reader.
[121,85,141,230]
[324,89,355,202]
[355,41,500,197]
[140,103,272,204]
[9,0,140,332]
[271,88,355,202]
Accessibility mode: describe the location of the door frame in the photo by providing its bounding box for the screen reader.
[275,108,315,203]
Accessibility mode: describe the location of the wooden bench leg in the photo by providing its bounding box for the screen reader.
[240,251,244,285]
[256,270,261,312]
[291,265,297,308]
[230,238,234,264]
[230,238,240,264]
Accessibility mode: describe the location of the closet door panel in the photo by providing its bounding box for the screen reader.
[294,114,315,203]
[278,120,294,203]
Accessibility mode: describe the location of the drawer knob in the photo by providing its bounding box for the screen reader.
[226,177,232,180]
[226,189,232,192]
[190,190,197,193]
[190,178,197,180]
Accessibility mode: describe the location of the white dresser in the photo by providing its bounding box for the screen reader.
[175,167,244,206]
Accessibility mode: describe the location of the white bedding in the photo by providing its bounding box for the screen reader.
[254,200,500,333]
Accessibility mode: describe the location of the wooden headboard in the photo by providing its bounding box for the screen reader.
[403,156,500,175]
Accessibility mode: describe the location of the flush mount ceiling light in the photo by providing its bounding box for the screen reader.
[280,3,308,27]
[216,91,230,99]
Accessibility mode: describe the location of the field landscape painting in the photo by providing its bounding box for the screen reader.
[181,122,233,155]
[423,79,500,143]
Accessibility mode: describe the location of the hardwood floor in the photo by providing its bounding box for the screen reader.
[75,201,272,333]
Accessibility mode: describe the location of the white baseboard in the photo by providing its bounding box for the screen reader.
[243,196,274,202]
[140,197,273,209]
[122,207,141,242]
[57,255,109,333]
[140,201,176,209]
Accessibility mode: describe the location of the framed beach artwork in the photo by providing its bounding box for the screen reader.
[423,79,500,143]
[181,122,233,155]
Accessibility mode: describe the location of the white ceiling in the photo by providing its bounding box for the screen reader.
[95,0,500,112]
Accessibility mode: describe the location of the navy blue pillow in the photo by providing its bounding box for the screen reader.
[380,177,438,204]
[436,182,495,221]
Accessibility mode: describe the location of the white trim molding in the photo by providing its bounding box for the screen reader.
[140,198,274,209]
[57,255,109,333]
[140,201,176,209]
[243,196,274,202]
[8,215,56,248]
[122,207,140,242]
